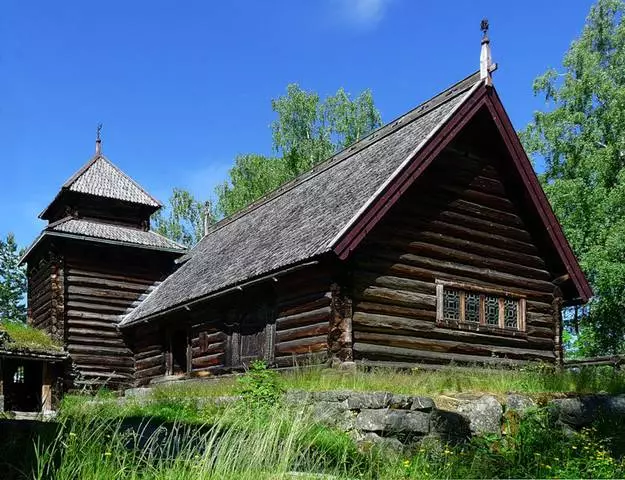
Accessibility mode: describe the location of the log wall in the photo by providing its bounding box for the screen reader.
[27,253,65,343]
[63,245,174,389]
[351,146,559,368]
[274,267,332,368]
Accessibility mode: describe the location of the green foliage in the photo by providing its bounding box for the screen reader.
[521,0,625,354]
[152,188,212,247]
[215,154,290,219]
[0,320,61,352]
[216,84,382,218]
[0,233,26,323]
[236,360,284,409]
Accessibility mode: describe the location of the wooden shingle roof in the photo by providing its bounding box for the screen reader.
[21,218,185,264]
[39,154,161,219]
[121,72,483,327]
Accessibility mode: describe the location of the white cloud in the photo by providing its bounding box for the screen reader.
[333,0,393,29]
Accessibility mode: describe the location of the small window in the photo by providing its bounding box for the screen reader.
[437,281,525,333]
[13,365,24,384]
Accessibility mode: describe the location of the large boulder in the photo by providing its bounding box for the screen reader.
[456,395,503,435]
[355,409,429,435]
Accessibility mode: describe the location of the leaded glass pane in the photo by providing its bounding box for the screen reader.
[485,296,499,326]
[504,299,518,329]
[465,293,480,323]
[443,289,460,321]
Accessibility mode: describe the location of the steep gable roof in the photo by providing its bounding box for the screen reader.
[39,154,161,219]
[121,71,484,326]
[122,70,592,328]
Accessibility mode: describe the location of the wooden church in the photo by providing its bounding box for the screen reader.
[22,28,592,391]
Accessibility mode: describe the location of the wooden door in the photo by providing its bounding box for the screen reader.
[240,315,266,366]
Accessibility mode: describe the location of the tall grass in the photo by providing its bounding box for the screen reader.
[34,405,383,480]
[31,405,625,479]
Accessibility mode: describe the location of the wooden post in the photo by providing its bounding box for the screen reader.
[41,362,52,412]
[328,282,353,366]
[553,292,564,370]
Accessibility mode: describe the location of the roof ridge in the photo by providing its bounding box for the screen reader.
[202,70,482,240]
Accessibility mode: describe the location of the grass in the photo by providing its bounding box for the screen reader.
[0,320,62,352]
[27,403,625,479]
[147,363,625,409]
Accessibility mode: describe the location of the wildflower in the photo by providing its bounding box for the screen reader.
[572,446,577,450]
[403,460,411,467]
[444,449,452,455]
[104,452,112,457]
[69,432,77,437]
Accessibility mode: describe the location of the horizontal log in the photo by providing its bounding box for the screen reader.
[276,306,331,331]
[66,310,121,322]
[354,273,436,295]
[355,301,437,322]
[67,335,126,348]
[67,267,160,284]
[276,321,329,343]
[192,353,225,369]
[135,355,164,371]
[191,331,226,345]
[67,328,121,339]
[67,319,120,330]
[68,344,132,356]
[135,364,166,380]
[354,342,531,366]
[388,219,538,256]
[66,301,129,315]
[67,285,141,301]
[354,331,554,361]
[70,354,134,368]
[353,311,533,348]
[355,258,553,303]
[277,292,332,318]
[378,240,550,282]
[135,349,163,361]
[372,252,554,294]
[191,341,226,357]
[358,286,436,310]
[275,335,328,355]
[67,275,153,293]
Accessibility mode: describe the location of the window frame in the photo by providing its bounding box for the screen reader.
[435,279,526,334]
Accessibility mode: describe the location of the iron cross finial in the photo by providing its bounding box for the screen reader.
[96,123,103,142]
[481,18,489,38]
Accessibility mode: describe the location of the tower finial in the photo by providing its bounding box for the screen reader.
[95,123,103,155]
[480,18,493,86]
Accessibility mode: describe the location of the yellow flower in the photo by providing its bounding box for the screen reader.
[69,432,77,437]
[104,452,112,457]
[444,449,452,455]
[403,460,411,467]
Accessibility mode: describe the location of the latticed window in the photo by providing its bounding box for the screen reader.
[465,293,480,323]
[443,289,460,321]
[436,281,525,332]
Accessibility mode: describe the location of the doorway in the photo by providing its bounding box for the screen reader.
[168,330,189,375]
[3,359,42,412]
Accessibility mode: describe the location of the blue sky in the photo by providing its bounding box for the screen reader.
[1,0,595,247]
